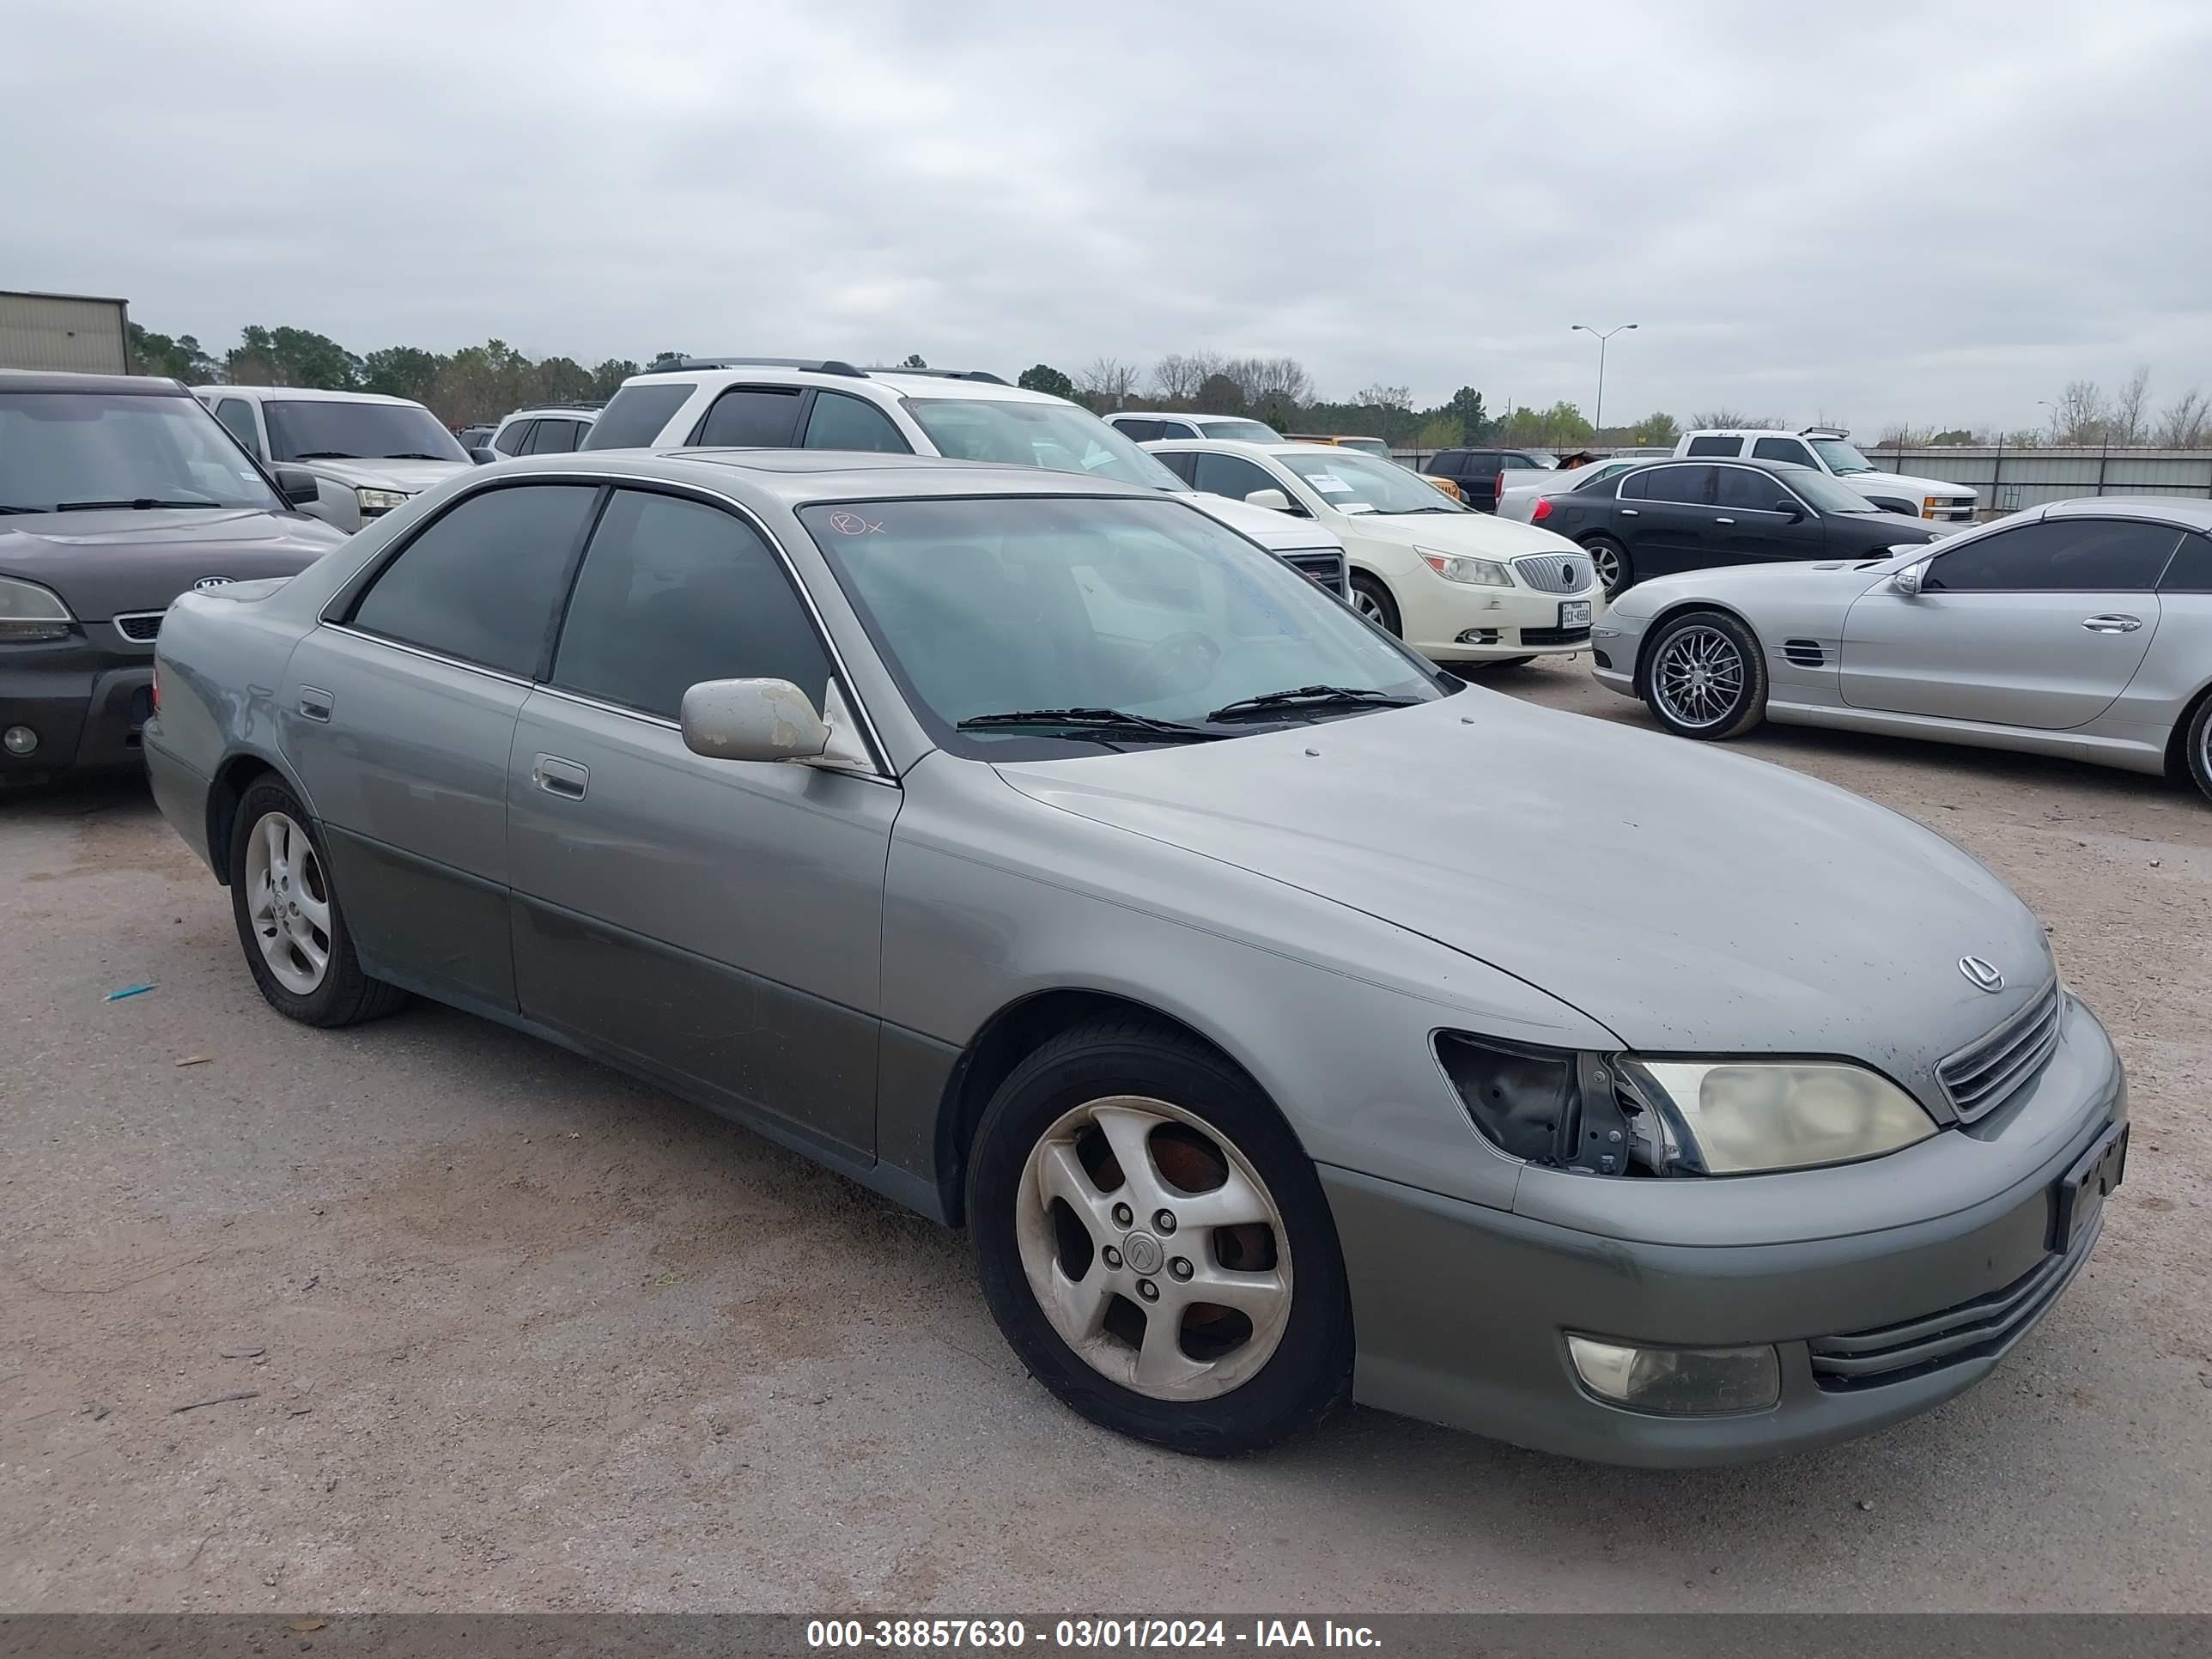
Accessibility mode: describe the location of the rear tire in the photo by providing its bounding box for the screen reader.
[1348,572,1401,636]
[1640,609,1768,740]
[2185,693,2212,804]
[1583,535,1633,599]
[968,1017,1353,1455]
[228,780,408,1028]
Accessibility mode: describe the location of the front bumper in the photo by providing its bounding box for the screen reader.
[1326,999,2125,1466]
[1407,590,1600,661]
[0,631,155,782]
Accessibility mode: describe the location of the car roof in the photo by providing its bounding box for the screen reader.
[1688,428,1848,440]
[201,385,429,407]
[1625,455,1812,477]
[1,369,187,397]
[494,447,1176,510]
[1141,438,1350,458]
[623,364,1059,406]
[2043,495,2212,531]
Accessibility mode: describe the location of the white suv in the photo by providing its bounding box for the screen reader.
[583,358,1351,594]
[195,385,473,532]
[479,403,600,462]
[1674,427,1976,523]
[1103,411,1283,443]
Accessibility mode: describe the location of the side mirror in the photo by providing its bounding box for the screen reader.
[1890,560,1925,596]
[1243,488,1292,512]
[470,447,497,465]
[680,678,830,763]
[1771,498,1805,520]
[273,466,322,507]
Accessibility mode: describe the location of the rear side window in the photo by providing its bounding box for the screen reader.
[2158,532,2212,592]
[802,391,910,454]
[1112,418,1164,442]
[1623,465,1712,505]
[1427,450,1466,473]
[524,419,582,454]
[694,386,804,448]
[1926,519,2182,593]
[1686,435,1742,457]
[1752,436,1815,467]
[582,383,696,450]
[551,489,834,720]
[494,420,532,456]
[349,484,599,676]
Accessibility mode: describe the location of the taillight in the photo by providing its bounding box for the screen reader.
[1531,497,1553,522]
[1492,472,1505,505]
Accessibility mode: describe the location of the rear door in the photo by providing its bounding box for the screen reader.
[505,485,896,1158]
[1839,517,2179,727]
[285,481,604,1012]
[1614,464,1717,576]
[1708,465,1829,566]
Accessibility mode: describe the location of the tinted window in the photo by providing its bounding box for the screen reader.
[1924,519,2182,593]
[1686,435,1741,457]
[350,484,599,676]
[524,419,582,454]
[1112,418,1164,442]
[215,398,260,454]
[1153,450,1200,485]
[1623,465,1711,505]
[582,382,696,449]
[1427,451,1466,473]
[1716,468,1798,511]
[2159,532,2212,592]
[1192,453,1285,504]
[694,387,804,448]
[1752,436,1815,468]
[1159,421,1207,439]
[264,399,468,463]
[551,489,833,720]
[802,391,910,453]
[494,420,532,456]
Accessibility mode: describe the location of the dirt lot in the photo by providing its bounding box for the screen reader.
[3,657,2209,1613]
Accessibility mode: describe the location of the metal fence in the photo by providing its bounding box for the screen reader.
[1865,445,2212,512]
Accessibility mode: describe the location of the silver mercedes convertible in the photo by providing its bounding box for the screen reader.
[143,449,2127,1465]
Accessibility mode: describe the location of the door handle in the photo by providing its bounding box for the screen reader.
[1713,516,1736,525]
[533,754,589,799]
[2081,614,2142,633]
[298,687,332,722]
[1620,507,1638,516]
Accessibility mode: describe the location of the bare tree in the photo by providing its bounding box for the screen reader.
[1079,356,1142,409]
[1352,383,1412,410]
[1235,356,1313,407]
[2154,387,2209,448]
[1876,423,1935,447]
[2109,366,2152,446]
[1151,354,1203,403]
[1688,409,1782,430]
[2050,379,2112,445]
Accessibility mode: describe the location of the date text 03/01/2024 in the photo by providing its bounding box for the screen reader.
[805,1619,1382,1650]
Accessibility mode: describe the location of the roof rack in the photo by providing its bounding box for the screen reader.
[1800,425,1850,439]
[524,399,605,411]
[864,367,1011,386]
[655,357,867,377]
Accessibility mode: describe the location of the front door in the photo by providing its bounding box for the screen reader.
[1840,516,2179,727]
[284,481,605,1012]
[1707,465,1830,568]
[505,485,897,1158]
[1614,463,1717,577]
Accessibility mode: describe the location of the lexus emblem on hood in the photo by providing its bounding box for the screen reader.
[1959,955,2005,994]
[191,576,234,592]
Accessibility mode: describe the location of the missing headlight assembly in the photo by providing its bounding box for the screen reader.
[1434,1034,1680,1176]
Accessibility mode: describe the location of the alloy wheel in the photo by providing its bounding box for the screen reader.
[1588,541,1622,595]
[1014,1094,1293,1401]
[1352,587,1390,626]
[1651,623,1747,730]
[244,811,332,995]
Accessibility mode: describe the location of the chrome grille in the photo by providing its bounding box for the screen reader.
[1281,550,1348,598]
[1512,554,1591,594]
[113,611,166,642]
[1936,979,2063,1122]
[1808,1213,2097,1390]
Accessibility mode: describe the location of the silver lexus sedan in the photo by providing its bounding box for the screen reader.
[143,450,2128,1466]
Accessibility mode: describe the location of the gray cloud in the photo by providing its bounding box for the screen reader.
[6,0,2210,433]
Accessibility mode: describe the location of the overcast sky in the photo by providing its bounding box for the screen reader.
[9,0,2212,434]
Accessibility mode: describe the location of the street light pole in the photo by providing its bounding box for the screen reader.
[1571,323,1638,437]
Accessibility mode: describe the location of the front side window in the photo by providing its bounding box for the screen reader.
[494,420,532,456]
[802,495,1443,758]
[801,391,910,454]
[264,399,468,464]
[215,398,261,456]
[1685,435,1742,458]
[552,489,832,720]
[1192,452,1287,505]
[348,483,599,676]
[581,382,696,449]
[1715,468,1800,512]
[0,392,283,514]
[694,387,805,448]
[1276,450,1466,514]
[1622,465,1712,505]
[904,398,1184,490]
[1752,436,1816,468]
[1924,519,2182,593]
[1152,450,1199,486]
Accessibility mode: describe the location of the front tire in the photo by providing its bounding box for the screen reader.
[228,780,407,1027]
[968,1018,1352,1455]
[1641,609,1769,740]
[1348,572,1401,635]
[2184,693,2212,804]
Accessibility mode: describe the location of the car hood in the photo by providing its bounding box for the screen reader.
[1185,492,1344,553]
[994,692,2050,1085]
[1331,509,1583,557]
[1836,467,1972,500]
[0,508,346,620]
[1608,546,1925,617]
[292,458,471,493]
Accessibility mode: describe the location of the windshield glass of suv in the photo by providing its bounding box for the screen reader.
[904,398,1184,490]
[0,392,283,513]
[264,400,469,464]
[1808,438,1875,475]
[1776,467,1879,514]
[803,495,1443,756]
[1201,420,1284,443]
[1278,450,1468,514]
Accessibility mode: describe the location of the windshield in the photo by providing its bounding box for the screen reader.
[1277,450,1468,514]
[1778,466,1880,514]
[802,495,1444,757]
[1199,420,1284,442]
[905,398,1184,490]
[1808,437,1875,475]
[0,392,283,514]
[264,399,469,464]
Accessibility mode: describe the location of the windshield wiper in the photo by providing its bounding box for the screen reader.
[1206,685,1421,720]
[1378,505,1460,514]
[957,707,1224,742]
[287,451,360,460]
[0,504,49,515]
[54,498,222,512]
[381,453,456,461]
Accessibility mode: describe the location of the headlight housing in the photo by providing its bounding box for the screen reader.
[0,575,75,642]
[1419,550,1511,587]
[1435,1034,1937,1177]
[356,487,410,518]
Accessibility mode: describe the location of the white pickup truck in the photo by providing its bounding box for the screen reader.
[1673,427,1977,523]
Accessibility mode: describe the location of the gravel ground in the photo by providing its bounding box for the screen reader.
[3,656,2208,1613]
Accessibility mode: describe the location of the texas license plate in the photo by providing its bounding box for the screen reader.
[2051,1121,2128,1252]
[1559,599,1592,628]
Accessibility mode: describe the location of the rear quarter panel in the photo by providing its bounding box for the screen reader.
[149,587,315,805]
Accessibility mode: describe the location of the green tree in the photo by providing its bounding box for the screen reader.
[1629,410,1680,447]
[590,359,641,399]
[647,350,689,370]
[226,325,362,390]
[1443,386,1490,443]
[127,324,217,383]
[532,356,595,404]
[1195,372,1246,415]
[1016,363,1077,400]
[360,346,446,403]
